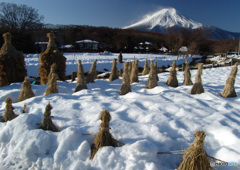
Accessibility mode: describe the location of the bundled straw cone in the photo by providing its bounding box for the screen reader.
[3,97,17,122]
[109,58,119,82]
[18,77,35,102]
[45,73,58,96]
[75,60,87,92]
[118,51,123,63]
[178,131,212,170]
[146,60,158,89]
[166,60,178,87]
[90,109,117,160]
[40,103,58,132]
[0,32,27,87]
[221,62,238,98]
[183,59,193,86]
[191,63,204,94]
[142,58,150,76]
[154,61,159,81]
[120,62,132,95]
[38,33,66,84]
[47,63,58,83]
[86,59,98,83]
[130,60,139,84]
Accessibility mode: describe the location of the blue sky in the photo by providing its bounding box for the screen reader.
[0,0,240,32]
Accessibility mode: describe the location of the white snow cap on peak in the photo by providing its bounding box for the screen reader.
[124,7,203,30]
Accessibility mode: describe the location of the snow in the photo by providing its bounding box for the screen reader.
[124,7,203,30]
[0,53,240,169]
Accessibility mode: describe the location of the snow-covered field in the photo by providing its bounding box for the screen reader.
[0,53,239,170]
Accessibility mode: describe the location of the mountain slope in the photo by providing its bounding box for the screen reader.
[124,8,240,40]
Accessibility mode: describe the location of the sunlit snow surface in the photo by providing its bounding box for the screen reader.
[0,53,239,169]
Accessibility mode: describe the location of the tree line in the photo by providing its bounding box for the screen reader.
[0,2,238,55]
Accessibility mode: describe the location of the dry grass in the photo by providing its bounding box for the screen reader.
[90,109,117,160]
[221,62,238,98]
[40,103,59,132]
[166,60,178,87]
[18,77,35,102]
[146,60,158,89]
[86,59,98,83]
[118,51,123,63]
[120,62,131,95]
[191,63,204,94]
[109,58,119,82]
[75,60,88,92]
[3,97,17,122]
[45,73,58,96]
[178,131,212,170]
[130,60,139,84]
[142,58,150,76]
[183,59,193,86]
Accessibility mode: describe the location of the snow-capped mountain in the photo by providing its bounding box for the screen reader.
[124,8,203,31]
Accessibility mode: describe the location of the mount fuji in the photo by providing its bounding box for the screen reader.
[124,8,240,40]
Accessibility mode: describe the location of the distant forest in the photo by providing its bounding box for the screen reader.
[0,24,238,55]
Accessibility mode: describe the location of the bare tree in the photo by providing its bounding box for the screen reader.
[0,2,44,30]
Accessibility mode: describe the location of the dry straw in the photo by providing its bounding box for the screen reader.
[130,60,139,84]
[178,131,212,170]
[146,60,158,89]
[38,33,66,84]
[142,58,150,76]
[45,73,58,96]
[18,77,35,102]
[40,103,59,132]
[166,60,178,87]
[221,62,238,98]
[75,60,87,92]
[3,97,17,122]
[109,58,119,82]
[118,51,123,63]
[191,63,204,94]
[86,59,98,83]
[183,59,193,86]
[90,109,117,160]
[120,62,132,95]
[47,63,58,83]
[0,32,27,87]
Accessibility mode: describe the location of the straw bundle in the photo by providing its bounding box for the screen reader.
[221,62,238,98]
[183,59,193,86]
[90,109,117,160]
[130,60,139,84]
[0,32,27,87]
[3,97,17,122]
[40,103,59,132]
[109,58,119,82]
[45,73,58,96]
[18,77,35,102]
[120,62,132,95]
[166,60,178,87]
[146,60,158,89]
[75,60,87,92]
[86,59,98,83]
[118,51,123,63]
[191,63,204,94]
[142,58,150,76]
[38,33,66,84]
[178,131,212,170]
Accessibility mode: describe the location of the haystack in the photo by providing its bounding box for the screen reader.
[142,58,150,76]
[130,60,139,84]
[45,73,58,96]
[75,60,87,92]
[86,59,97,83]
[0,32,27,87]
[183,59,193,86]
[3,97,17,122]
[221,62,238,97]
[38,33,66,84]
[47,63,58,83]
[191,63,204,94]
[178,131,212,170]
[118,51,123,63]
[120,62,131,95]
[154,61,159,81]
[18,77,35,102]
[90,109,117,160]
[40,103,59,132]
[146,60,158,89]
[109,58,119,82]
[166,60,178,87]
